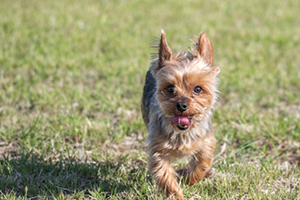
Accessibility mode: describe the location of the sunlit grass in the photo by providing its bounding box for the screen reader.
[0,0,299,199]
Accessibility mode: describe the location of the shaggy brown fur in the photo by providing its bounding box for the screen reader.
[141,30,220,200]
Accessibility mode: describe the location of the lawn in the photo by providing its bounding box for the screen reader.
[0,0,299,199]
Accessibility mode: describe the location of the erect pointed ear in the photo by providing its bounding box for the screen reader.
[197,32,214,66]
[158,30,173,69]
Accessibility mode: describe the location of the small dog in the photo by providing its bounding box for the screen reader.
[141,30,220,200]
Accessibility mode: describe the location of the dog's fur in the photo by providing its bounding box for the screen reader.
[141,30,220,200]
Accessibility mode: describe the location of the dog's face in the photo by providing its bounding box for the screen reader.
[153,31,219,131]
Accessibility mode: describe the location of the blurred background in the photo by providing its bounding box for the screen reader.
[0,0,299,199]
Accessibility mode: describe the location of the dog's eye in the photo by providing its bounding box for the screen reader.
[193,86,202,94]
[167,85,175,94]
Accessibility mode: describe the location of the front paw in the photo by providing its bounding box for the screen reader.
[204,168,215,178]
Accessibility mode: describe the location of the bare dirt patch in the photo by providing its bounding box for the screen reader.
[0,141,20,159]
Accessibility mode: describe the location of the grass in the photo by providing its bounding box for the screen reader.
[0,0,299,199]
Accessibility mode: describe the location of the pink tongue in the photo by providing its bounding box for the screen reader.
[171,115,189,127]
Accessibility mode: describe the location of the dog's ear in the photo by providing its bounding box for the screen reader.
[158,30,173,69]
[197,32,214,66]
[195,32,220,75]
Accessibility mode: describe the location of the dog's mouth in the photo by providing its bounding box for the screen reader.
[171,115,193,131]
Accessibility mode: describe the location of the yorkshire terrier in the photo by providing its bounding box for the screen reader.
[141,30,220,200]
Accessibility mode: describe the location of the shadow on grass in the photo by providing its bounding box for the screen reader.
[0,151,150,199]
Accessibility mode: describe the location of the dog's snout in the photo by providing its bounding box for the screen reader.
[176,101,188,112]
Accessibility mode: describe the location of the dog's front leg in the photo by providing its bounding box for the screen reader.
[148,150,185,200]
[186,138,215,186]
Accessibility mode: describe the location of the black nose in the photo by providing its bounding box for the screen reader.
[176,102,188,112]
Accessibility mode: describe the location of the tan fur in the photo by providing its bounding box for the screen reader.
[142,30,220,199]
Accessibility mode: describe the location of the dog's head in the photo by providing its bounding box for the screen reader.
[152,30,220,131]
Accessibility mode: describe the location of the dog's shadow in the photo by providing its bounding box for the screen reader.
[0,151,150,199]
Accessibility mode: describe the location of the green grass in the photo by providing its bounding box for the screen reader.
[0,0,299,199]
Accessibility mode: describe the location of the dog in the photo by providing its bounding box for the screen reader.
[141,30,220,199]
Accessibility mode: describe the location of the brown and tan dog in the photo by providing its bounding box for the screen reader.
[141,30,220,200]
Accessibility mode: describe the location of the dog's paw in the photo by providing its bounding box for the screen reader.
[204,168,215,178]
